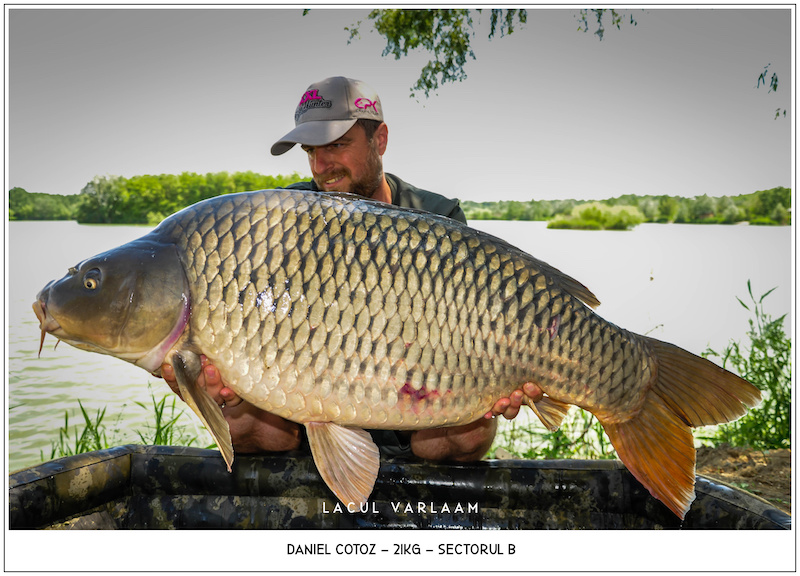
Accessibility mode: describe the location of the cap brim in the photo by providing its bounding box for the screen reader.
[270,119,358,156]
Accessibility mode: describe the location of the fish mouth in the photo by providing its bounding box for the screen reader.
[32,298,64,356]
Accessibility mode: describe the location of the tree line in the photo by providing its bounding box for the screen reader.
[462,187,791,226]
[9,171,302,224]
[8,174,791,227]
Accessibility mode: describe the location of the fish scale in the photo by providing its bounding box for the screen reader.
[34,188,761,518]
[158,190,637,428]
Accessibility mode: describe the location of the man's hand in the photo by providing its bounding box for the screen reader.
[160,356,300,452]
[411,382,544,462]
[483,382,544,420]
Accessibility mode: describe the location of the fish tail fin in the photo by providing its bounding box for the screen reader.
[601,393,697,519]
[646,337,762,426]
[600,337,762,519]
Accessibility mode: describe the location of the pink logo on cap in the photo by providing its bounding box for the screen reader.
[299,89,323,106]
[354,98,378,113]
[295,89,332,121]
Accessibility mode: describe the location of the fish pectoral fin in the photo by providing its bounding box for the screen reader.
[526,395,572,431]
[305,422,380,508]
[171,351,234,472]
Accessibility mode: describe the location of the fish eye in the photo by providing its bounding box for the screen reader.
[82,268,101,291]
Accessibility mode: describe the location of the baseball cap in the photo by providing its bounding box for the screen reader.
[270,76,384,156]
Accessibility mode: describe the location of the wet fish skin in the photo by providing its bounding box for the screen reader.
[163,190,608,428]
[33,189,761,518]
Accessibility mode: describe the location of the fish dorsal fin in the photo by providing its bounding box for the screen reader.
[526,395,572,431]
[551,271,601,309]
[530,258,601,309]
[171,351,234,471]
[305,422,380,507]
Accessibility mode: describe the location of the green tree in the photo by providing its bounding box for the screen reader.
[748,186,791,221]
[637,198,659,221]
[343,7,782,123]
[657,195,680,223]
[8,187,79,220]
[346,9,523,98]
[770,202,789,225]
[690,194,717,222]
[717,196,743,224]
[76,176,126,223]
[343,9,636,98]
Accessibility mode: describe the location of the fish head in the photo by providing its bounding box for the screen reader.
[33,238,190,373]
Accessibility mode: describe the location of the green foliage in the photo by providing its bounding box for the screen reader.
[576,8,637,40]
[547,218,603,231]
[548,202,645,230]
[656,196,680,223]
[134,392,202,447]
[8,187,81,220]
[44,401,111,460]
[690,194,718,222]
[346,9,527,98]
[757,63,787,119]
[461,187,791,226]
[344,8,638,98]
[702,282,791,450]
[69,171,302,224]
[489,407,616,460]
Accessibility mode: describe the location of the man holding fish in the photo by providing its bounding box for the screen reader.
[161,76,543,462]
[35,75,759,516]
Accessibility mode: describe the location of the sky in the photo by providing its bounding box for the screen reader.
[6,7,793,203]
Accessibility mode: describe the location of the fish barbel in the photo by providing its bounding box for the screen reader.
[33,189,761,518]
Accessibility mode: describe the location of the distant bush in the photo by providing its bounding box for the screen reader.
[547,219,602,230]
[547,202,645,231]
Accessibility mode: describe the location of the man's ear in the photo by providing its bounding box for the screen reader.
[375,122,388,155]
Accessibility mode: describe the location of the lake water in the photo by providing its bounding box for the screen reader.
[7,220,792,473]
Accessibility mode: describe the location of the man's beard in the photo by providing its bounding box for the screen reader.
[314,142,384,198]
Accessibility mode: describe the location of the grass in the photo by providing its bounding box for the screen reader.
[489,408,616,460]
[43,400,110,461]
[700,281,791,450]
[133,392,201,446]
[41,385,207,462]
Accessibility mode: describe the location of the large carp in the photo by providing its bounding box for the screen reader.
[33,189,760,519]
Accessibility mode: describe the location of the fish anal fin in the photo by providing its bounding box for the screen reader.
[526,395,572,431]
[305,422,380,508]
[171,351,234,472]
[600,392,696,519]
